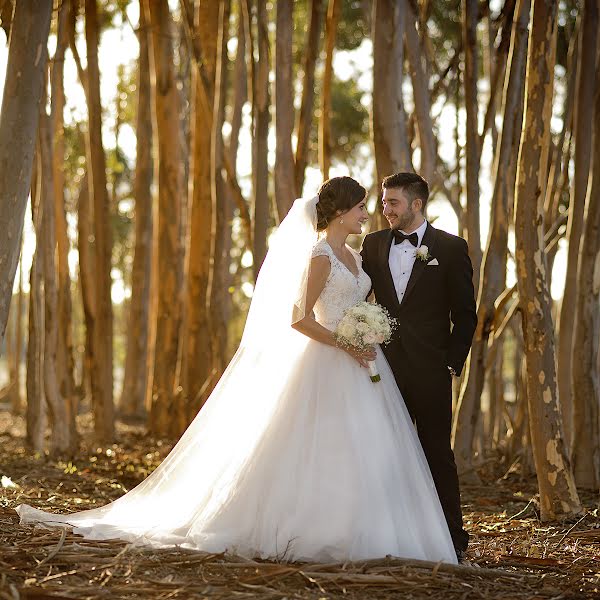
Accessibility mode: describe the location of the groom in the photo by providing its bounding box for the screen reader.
[361,172,477,559]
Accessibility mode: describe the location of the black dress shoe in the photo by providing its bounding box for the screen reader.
[455,548,468,563]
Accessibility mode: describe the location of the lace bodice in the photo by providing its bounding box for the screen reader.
[311,239,372,331]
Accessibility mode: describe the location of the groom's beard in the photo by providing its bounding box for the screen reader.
[389,209,416,231]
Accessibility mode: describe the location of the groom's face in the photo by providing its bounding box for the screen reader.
[382,188,418,231]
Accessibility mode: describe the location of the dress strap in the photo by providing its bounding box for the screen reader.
[311,239,333,260]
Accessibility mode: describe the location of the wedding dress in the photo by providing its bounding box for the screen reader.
[17,197,457,564]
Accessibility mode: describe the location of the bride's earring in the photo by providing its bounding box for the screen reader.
[340,218,344,224]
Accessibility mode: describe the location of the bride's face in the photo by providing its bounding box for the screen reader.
[339,199,369,234]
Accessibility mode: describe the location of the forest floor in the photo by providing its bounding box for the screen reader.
[0,409,599,600]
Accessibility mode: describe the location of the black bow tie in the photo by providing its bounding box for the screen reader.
[393,230,418,246]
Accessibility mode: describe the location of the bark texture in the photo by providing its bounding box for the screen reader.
[514,0,581,520]
[0,0,52,346]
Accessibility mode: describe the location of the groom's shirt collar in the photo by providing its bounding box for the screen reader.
[399,220,428,247]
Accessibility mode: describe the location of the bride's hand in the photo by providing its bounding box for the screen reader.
[342,345,377,368]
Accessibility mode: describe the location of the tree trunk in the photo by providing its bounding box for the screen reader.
[404,2,436,182]
[479,0,516,150]
[171,14,192,435]
[0,0,52,347]
[0,0,13,39]
[38,104,73,454]
[12,247,24,413]
[372,0,412,183]
[208,0,232,398]
[250,0,271,277]
[146,0,184,437]
[571,35,600,489]
[51,0,77,443]
[319,0,341,180]
[482,13,498,153]
[84,0,114,442]
[294,0,325,196]
[548,134,574,281]
[182,0,219,417]
[489,338,504,449]
[275,0,296,220]
[544,23,578,242]
[462,0,482,295]
[26,159,46,452]
[229,9,247,170]
[2,268,17,409]
[2,312,14,395]
[514,0,581,520]
[453,71,466,237]
[120,6,153,420]
[453,0,530,480]
[76,173,96,416]
[557,0,597,452]
[224,5,248,256]
[216,4,247,363]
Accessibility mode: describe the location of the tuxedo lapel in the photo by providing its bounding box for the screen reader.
[400,222,438,308]
[378,230,402,312]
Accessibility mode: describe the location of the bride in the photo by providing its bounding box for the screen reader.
[17,176,457,564]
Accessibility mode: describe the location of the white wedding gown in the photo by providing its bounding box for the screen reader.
[17,230,457,564]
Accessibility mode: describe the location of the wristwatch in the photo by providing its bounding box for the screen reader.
[447,366,457,377]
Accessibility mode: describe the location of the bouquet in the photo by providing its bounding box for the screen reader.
[333,302,397,382]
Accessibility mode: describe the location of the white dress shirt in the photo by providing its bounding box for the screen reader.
[388,220,428,303]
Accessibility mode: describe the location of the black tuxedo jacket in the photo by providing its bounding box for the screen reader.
[361,223,477,378]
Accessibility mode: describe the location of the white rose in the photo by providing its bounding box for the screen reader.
[338,322,355,339]
[364,332,377,344]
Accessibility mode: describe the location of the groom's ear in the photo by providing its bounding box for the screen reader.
[412,198,423,213]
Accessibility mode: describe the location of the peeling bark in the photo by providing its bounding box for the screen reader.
[514,0,581,520]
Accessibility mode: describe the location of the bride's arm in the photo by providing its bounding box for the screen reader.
[292,256,376,367]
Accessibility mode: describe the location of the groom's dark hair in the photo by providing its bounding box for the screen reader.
[382,172,429,211]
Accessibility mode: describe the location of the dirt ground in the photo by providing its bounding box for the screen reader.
[1,409,599,599]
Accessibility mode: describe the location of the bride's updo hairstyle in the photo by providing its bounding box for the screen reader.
[316,176,367,231]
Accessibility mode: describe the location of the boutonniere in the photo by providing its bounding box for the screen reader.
[415,245,432,263]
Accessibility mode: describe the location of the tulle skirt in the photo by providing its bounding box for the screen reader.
[17,334,457,564]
